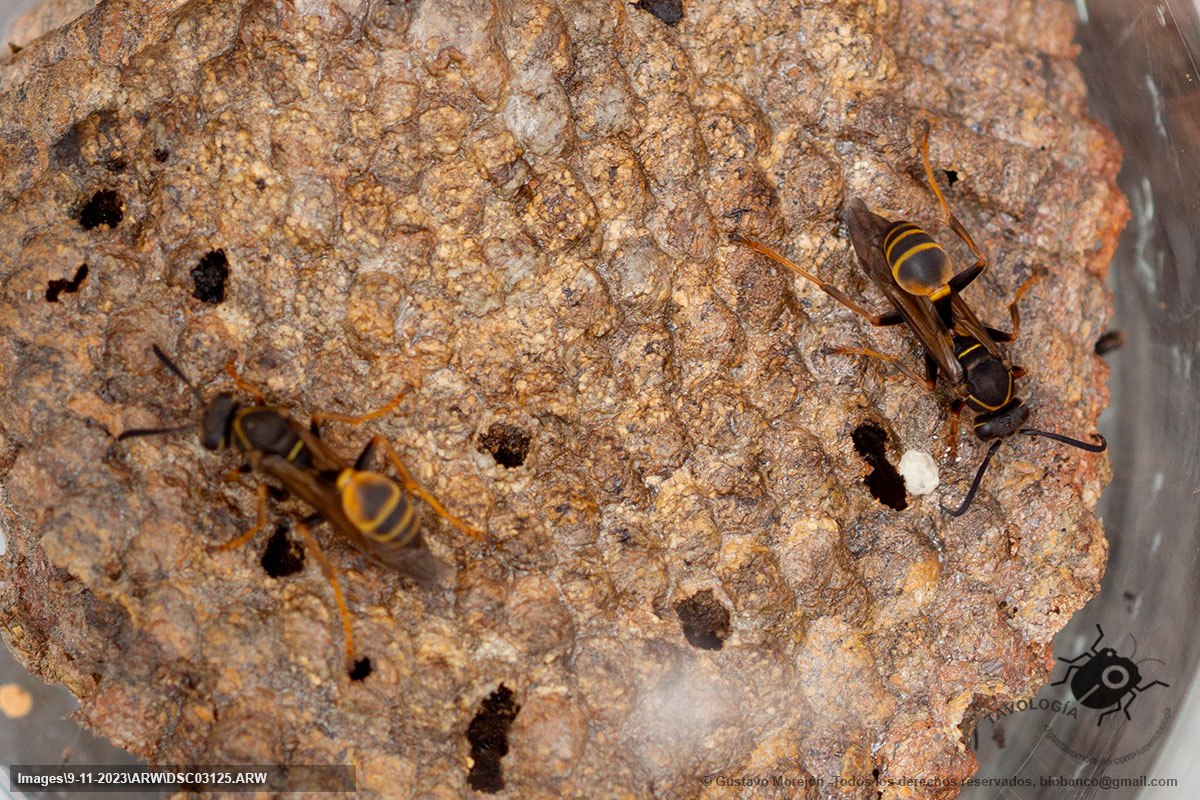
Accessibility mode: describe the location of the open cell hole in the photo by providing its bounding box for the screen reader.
[635,0,684,26]
[943,169,959,186]
[851,422,907,511]
[674,589,731,650]
[349,657,372,681]
[45,264,89,302]
[466,684,520,793]
[260,525,304,578]
[479,422,531,468]
[79,190,124,230]
[191,249,229,304]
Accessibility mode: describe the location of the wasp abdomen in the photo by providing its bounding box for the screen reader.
[338,470,420,547]
[883,221,952,299]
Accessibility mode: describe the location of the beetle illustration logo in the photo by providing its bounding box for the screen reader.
[1052,624,1169,726]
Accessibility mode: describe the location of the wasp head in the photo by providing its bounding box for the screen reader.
[199,392,238,450]
[972,398,1029,440]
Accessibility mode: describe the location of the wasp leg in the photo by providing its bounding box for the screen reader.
[353,438,377,471]
[919,122,987,292]
[984,326,1016,344]
[215,482,270,550]
[1005,268,1045,341]
[373,435,483,539]
[827,346,937,392]
[947,399,965,463]
[732,234,902,327]
[221,463,252,483]
[292,515,360,676]
[310,387,409,436]
[225,356,266,404]
[924,351,939,384]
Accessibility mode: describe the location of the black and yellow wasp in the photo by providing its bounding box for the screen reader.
[119,345,481,676]
[732,125,1105,515]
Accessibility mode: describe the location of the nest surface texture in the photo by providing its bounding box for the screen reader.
[0,0,1126,798]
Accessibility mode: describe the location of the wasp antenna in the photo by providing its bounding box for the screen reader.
[151,344,205,403]
[941,439,1004,517]
[1020,428,1107,452]
[1135,656,1167,667]
[117,423,196,441]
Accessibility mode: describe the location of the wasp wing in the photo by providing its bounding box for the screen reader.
[949,291,1009,360]
[253,453,452,585]
[290,424,352,473]
[842,198,964,385]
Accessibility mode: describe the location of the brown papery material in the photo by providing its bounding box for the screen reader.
[0,0,1123,797]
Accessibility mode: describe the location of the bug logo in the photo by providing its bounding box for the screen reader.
[970,623,1174,768]
[1052,624,1169,726]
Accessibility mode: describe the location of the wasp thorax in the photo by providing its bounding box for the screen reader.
[237,409,296,454]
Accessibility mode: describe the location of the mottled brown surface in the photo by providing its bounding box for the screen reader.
[0,0,1124,798]
[3,0,95,53]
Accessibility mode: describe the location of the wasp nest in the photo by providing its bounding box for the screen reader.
[0,0,1124,798]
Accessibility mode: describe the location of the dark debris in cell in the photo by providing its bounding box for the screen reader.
[674,589,731,650]
[191,249,229,304]
[479,422,531,468]
[260,525,304,578]
[466,685,520,793]
[79,190,124,230]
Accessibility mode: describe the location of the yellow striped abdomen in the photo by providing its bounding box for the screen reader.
[883,221,953,299]
[337,470,420,546]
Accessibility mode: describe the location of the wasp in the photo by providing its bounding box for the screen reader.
[731,136,1105,515]
[118,345,481,676]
